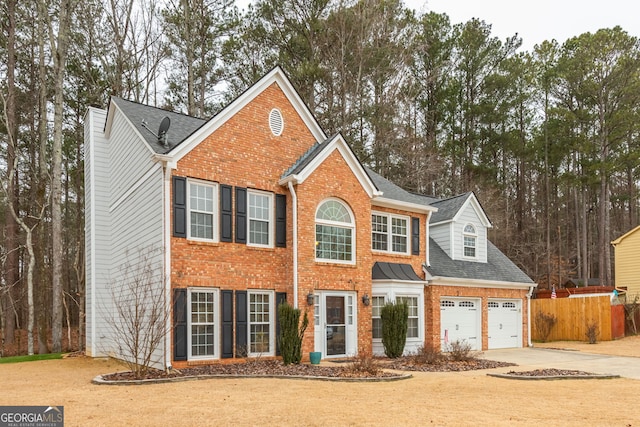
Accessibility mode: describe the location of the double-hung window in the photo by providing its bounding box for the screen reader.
[371,296,385,339]
[248,291,274,356]
[315,199,354,263]
[188,288,218,359]
[248,191,273,247]
[371,212,409,254]
[188,180,218,241]
[396,296,419,338]
[463,224,476,258]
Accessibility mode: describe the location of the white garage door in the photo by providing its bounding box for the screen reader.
[440,298,481,351]
[488,299,522,349]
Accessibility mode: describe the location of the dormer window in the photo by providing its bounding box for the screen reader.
[463,224,476,258]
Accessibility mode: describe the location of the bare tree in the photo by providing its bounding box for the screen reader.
[105,247,169,379]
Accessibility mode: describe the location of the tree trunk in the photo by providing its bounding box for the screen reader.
[49,0,74,353]
[2,0,18,346]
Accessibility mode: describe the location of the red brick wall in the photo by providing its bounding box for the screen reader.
[425,284,530,351]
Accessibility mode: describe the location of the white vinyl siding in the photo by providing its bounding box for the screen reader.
[453,207,487,263]
[429,223,452,258]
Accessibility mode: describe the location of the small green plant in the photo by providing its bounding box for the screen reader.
[277,302,308,365]
[585,321,599,344]
[410,345,444,365]
[346,352,381,376]
[381,301,408,358]
[534,311,557,342]
[446,340,474,362]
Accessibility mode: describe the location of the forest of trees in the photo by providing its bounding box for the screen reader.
[1,0,639,355]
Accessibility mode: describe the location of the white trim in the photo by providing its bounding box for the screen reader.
[109,163,162,213]
[462,223,477,260]
[287,182,299,308]
[314,198,356,265]
[454,195,492,228]
[425,210,432,267]
[163,162,175,369]
[279,135,381,199]
[371,211,411,255]
[87,108,98,358]
[371,197,437,214]
[170,67,326,163]
[247,290,276,357]
[247,189,275,248]
[186,178,219,243]
[187,287,220,361]
[425,273,536,290]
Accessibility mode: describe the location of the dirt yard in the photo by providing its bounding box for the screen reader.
[2,338,640,426]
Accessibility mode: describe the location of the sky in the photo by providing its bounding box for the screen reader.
[417,0,640,51]
[234,0,640,52]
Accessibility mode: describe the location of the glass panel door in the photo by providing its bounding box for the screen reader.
[325,295,346,356]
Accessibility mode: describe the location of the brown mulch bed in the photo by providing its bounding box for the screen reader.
[386,357,515,372]
[101,356,515,382]
[102,359,401,381]
[504,368,597,377]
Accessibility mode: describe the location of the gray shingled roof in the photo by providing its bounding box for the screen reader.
[426,238,534,284]
[111,97,206,154]
[427,193,472,223]
[365,168,434,206]
[281,136,334,179]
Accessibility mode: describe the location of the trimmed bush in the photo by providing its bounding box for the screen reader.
[381,301,408,358]
[277,302,308,365]
[535,311,557,342]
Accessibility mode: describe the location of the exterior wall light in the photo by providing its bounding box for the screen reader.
[361,294,370,306]
[307,292,315,306]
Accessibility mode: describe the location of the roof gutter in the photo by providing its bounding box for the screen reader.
[424,273,537,290]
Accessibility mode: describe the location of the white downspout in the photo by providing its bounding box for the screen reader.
[163,162,174,369]
[287,181,298,309]
[527,286,535,347]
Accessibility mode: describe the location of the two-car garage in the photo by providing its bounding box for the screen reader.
[440,297,522,351]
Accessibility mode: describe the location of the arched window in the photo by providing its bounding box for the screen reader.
[463,224,476,258]
[315,199,354,262]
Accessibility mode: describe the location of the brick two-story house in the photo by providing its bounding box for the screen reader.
[84,67,536,370]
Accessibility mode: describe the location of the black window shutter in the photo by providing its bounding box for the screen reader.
[235,187,247,244]
[275,194,286,248]
[275,292,287,356]
[411,217,420,255]
[173,176,187,238]
[173,288,188,361]
[221,290,233,358]
[235,291,247,356]
[220,185,233,242]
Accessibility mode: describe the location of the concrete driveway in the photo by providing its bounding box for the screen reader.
[482,347,640,379]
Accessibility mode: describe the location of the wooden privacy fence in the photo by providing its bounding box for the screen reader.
[531,296,616,342]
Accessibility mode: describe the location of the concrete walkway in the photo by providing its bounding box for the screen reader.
[482,347,640,379]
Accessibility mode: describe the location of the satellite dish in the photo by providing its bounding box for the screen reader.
[158,116,171,146]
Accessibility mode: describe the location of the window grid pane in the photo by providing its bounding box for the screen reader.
[190,183,215,239]
[371,296,385,339]
[191,291,215,357]
[249,293,271,354]
[316,225,352,261]
[249,193,271,245]
[391,217,408,253]
[396,296,419,338]
[371,215,388,251]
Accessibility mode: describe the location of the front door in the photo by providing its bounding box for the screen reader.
[325,295,346,356]
[314,292,357,358]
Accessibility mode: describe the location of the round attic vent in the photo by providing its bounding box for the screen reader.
[269,108,284,136]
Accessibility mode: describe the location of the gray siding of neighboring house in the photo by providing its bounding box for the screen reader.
[84,107,111,357]
[85,106,165,368]
[430,222,452,259]
[452,204,487,263]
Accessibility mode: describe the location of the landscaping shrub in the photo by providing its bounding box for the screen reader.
[411,345,444,365]
[535,311,557,342]
[346,352,381,376]
[277,302,308,365]
[585,321,599,344]
[381,301,408,358]
[447,339,474,362]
